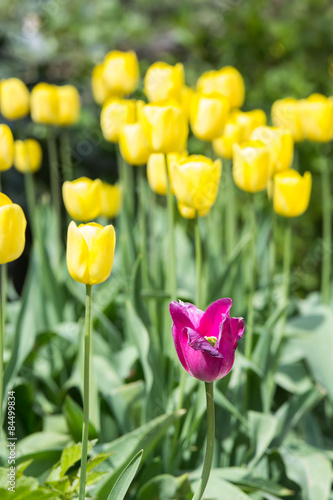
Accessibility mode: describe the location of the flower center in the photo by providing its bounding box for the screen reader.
[204,336,217,347]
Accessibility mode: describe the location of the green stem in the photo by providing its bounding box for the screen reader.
[47,130,62,260]
[139,166,149,289]
[269,211,277,311]
[244,196,256,359]
[60,131,73,182]
[166,162,177,302]
[0,264,4,433]
[79,284,93,500]
[225,160,236,257]
[195,213,203,309]
[192,382,215,500]
[281,220,292,328]
[321,156,331,304]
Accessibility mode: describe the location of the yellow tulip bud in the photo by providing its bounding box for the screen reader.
[147,152,187,195]
[251,126,293,175]
[298,94,333,143]
[101,97,136,143]
[119,122,150,165]
[30,83,58,125]
[190,92,230,141]
[103,50,139,97]
[197,66,245,108]
[139,101,188,153]
[233,141,270,193]
[273,169,312,217]
[66,221,116,285]
[271,97,303,142]
[144,62,184,102]
[171,155,222,215]
[62,177,102,221]
[231,109,267,142]
[0,193,27,264]
[92,63,108,105]
[57,85,80,126]
[0,124,14,172]
[176,202,210,220]
[100,182,122,218]
[14,139,42,174]
[212,122,242,159]
[0,78,30,120]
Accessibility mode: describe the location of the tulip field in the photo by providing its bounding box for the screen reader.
[0,2,333,500]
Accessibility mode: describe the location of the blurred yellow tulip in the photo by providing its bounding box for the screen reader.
[103,50,139,97]
[91,63,108,105]
[251,126,293,175]
[0,78,30,120]
[197,66,245,108]
[233,141,270,193]
[0,193,27,264]
[31,83,80,126]
[101,97,136,142]
[0,124,14,172]
[66,221,116,285]
[171,155,222,215]
[14,139,42,174]
[57,85,81,126]
[62,177,102,221]
[298,94,333,142]
[176,202,210,219]
[236,109,267,141]
[139,100,188,153]
[271,97,303,142]
[144,62,184,102]
[273,169,312,217]
[212,121,242,159]
[100,182,122,218]
[180,85,194,119]
[190,92,230,141]
[119,122,150,165]
[147,152,187,195]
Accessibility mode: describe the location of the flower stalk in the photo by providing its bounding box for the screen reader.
[321,154,331,304]
[245,195,256,359]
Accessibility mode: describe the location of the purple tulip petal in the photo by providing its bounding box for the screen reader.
[199,298,233,338]
[215,314,236,377]
[171,324,191,376]
[186,328,223,358]
[230,317,245,349]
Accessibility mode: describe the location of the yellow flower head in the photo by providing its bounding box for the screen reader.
[14,139,43,174]
[190,92,230,141]
[119,122,150,165]
[298,93,333,143]
[0,193,27,264]
[57,85,81,126]
[171,155,222,216]
[92,63,109,105]
[251,126,293,175]
[144,62,184,103]
[31,83,80,126]
[100,182,122,218]
[139,100,188,153]
[0,124,14,172]
[101,97,136,143]
[66,221,116,285]
[233,141,270,193]
[62,177,102,222]
[0,78,30,120]
[147,151,187,196]
[102,50,139,97]
[271,97,303,142]
[212,121,243,159]
[273,169,312,217]
[197,66,245,109]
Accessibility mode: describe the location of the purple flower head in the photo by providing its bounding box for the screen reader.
[169,298,244,383]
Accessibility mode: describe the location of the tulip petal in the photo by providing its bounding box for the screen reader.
[169,300,203,331]
[215,314,235,376]
[199,298,232,338]
[186,328,223,358]
[66,221,89,283]
[89,224,116,285]
[230,317,245,349]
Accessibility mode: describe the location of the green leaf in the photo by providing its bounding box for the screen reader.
[86,452,114,473]
[248,411,278,468]
[137,473,192,500]
[64,396,98,442]
[214,468,293,496]
[190,470,251,500]
[106,381,144,433]
[107,450,143,500]
[214,387,248,428]
[60,440,97,477]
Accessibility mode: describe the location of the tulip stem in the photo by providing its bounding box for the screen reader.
[139,166,149,290]
[192,382,215,500]
[47,130,62,261]
[166,162,177,301]
[79,284,93,500]
[225,159,236,257]
[0,264,5,433]
[195,213,203,309]
[245,195,256,359]
[321,155,331,304]
[60,131,73,182]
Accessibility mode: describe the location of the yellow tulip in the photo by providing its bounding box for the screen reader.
[273,169,312,217]
[197,66,245,108]
[212,121,242,159]
[57,85,80,126]
[176,202,210,220]
[66,221,116,285]
[100,182,122,218]
[144,62,184,102]
[171,155,222,215]
[30,83,58,125]
[0,78,30,120]
[271,97,303,142]
[0,124,14,172]
[91,63,108,105]
[233,141,270,193]
[119,122,150,165]
[14,139,42,174]
[251,126,293,175]
[101,97,136,143]
[147,152,187,195]
[190,92,230,141]
[139,101,188,153]
[237,109,267,141]
[0,193,27,264]
[62,177,102,221]
[298,94,333,143]
[180,86,194,119]
[103,50,139,97]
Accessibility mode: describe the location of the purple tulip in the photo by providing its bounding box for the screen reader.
[169,298,245,383]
